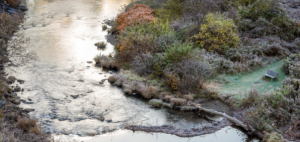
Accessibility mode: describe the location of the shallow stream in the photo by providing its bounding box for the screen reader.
[7,0,259,141]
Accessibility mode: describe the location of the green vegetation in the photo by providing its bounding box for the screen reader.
[97,0,300,140]
[94,41,107,49]
[194,13,240,51]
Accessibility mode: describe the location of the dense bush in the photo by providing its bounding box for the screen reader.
[131,53,155,75]
[282,53,300,77]
[0,0,20,8]
[155,0,184,21]
[194,13,240,51]
[245,78,300,140]
[164,59,213,93]
[164,42,194,64]
[116,22,174,62]
[116,4,156,33]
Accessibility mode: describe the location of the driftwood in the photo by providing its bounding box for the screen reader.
[192,103,263,138]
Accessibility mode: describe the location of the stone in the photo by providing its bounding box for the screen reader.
[19,6,28,11]
[9,92,17,98]
[70,95,79,99]
[87,61,93,64]
[7,76,16,83]
[99,82,104,84]
[98,116,105,121]
[101,79,106,82]
[23,108,35,113]
[106,119,112,123]
[14,86,21,92]
[28,98,32,101]
[0,100,5,108]
[13,98,21,104]
[17,79,25,84]
[8,9,16,14]
[4,93,9,98]
[109,71,114,74]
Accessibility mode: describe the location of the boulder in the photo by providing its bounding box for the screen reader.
[0,100,5,108]
[9,92,17,98]
[19,6,28,11]
[13,86,21,92]
[23,108,35,113]
[98,116,105,121]
[87,61,93,64]
[70,95,79,99]
[13,98,21,104]
[7,76,16,83]
[17,79,25,84]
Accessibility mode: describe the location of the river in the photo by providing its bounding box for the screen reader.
[7,0,259,141]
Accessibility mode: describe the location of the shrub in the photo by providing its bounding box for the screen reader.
[238,0,280,21]
[131,53,155,75]
[148,99,163,107]
[194,13,240,51]
[94,54,119,70]
[116,22,174,62]
[164,42,194,64]
[170,98,187,106]
[136,84,159,99]
[165,59,213,93]
[116,4,156,33]
[183,94,194,101]
[102,25,108,31]
[17,118,44,135]
[155,0,183,21]
[282,53,300,78]
[94,42,107,49]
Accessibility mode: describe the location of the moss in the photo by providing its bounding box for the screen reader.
[148,99,163,107]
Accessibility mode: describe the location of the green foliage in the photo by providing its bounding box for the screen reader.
[164,42,194,64]
[238,0,281,21]
[194,13,240,51]
[155,0,184,22]
[116,21,174,62]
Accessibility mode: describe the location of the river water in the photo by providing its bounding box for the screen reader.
[7,0,259,141]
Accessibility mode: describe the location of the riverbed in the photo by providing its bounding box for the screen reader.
[7,0,259,141]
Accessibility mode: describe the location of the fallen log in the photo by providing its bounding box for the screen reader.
[192,103,263,138]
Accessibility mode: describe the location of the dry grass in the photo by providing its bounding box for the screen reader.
[164,95,174,103]
[170,98,187,106]
[203,81,219,90]
[183,94,193,102]
[136,84,159,99]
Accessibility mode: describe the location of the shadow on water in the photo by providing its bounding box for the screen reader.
[6,0,260,141]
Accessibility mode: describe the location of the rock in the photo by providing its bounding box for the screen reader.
[101,79,106,82]
[132,93,136,95]
[98,116,105,121]
[70,95,79,99]
[87,61,93,64]
[0,100,5,108]
[7,76,16,83]
[17,79,25,84]
[9,92,17,98]
[4,93,9,98]
[99,73,103,74]
[19,6,28,11]
[7,87,13,92]
[99,82,104,84]
[13,98,20,104]
[7,9,16,14]
[13,86,21,92]
[87,66,90,67]
[106,119,112,123]
[23,108,35,113]
[28,98,32,101]
[109,71,114,74]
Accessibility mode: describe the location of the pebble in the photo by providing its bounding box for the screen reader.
[70,95,79,99]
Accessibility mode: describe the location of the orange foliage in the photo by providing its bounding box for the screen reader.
[116,4,156,32]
